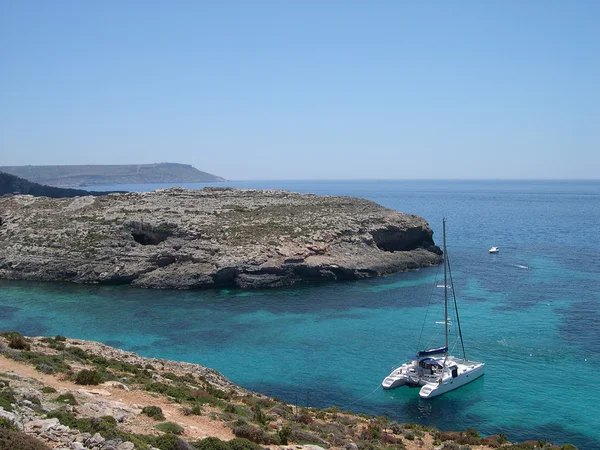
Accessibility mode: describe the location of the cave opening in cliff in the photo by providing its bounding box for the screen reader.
[129,221,174,245]
[132,232,160,245]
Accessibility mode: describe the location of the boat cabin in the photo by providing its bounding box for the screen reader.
[418,358,443,375]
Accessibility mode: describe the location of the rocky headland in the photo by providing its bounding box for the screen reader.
[0,172,121,199]
[0,333,577,450]
[0,163,225,187]
[0,187,442,289]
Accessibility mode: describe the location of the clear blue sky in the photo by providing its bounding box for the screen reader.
[1,1,598,180]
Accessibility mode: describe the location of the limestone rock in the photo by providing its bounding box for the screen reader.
[24,418,60,432]
[0,187,442,289]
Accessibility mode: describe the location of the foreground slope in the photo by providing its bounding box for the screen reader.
[0,333,579,450]
[0,163,225,186]
[0,187,442,289]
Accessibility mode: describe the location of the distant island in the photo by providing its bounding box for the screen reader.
[0,162,225,187]
[0,171,120,198]
[0,187,442,289]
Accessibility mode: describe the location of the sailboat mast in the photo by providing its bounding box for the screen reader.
[443,218,448,354]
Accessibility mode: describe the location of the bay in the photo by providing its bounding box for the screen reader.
[1,180,599,449]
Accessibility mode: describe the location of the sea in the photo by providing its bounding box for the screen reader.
[1,180,599,449]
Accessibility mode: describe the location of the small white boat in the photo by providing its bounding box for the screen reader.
[382,219,485,399]
[489,247,499,253]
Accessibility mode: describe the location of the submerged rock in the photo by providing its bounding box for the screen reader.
[0,187,442,289]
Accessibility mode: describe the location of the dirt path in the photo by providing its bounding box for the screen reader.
[0,355,234,440]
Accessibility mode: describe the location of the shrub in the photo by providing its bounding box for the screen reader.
[4,332,30,351]
[152,434,193,450]
[389,423,403,434]
[224,403,237,414]
[54,335,66,341]
[191,437,231,450]
[191,404,203,415]
[360,423,381,440]
[23,394,41,406]
[288,427,325,446]
[0,417,18,431]
[74,416,118,435]
[295,411,312,424]
[278,426,292,445]
[0,387,16,411]
[228,438,262,450]
[232,423,274,444]
[0,429,51,450]
[66,346,89,360]
[55,393,78,405]
[465,428,480,439]
[156,421,185,435]
[46,410,78,428]
[560,445,578,450]
[441,443,460,450]
[41,386,57,394]
[251,404,268,426]
[142,406,166,421]
[74,369,103,385]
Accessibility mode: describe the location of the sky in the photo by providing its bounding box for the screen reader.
[1,1,599,180]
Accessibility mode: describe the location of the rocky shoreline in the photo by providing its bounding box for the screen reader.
[0,187,442,289]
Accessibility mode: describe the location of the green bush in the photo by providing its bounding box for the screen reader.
[0,387,16,411]
[55,393,78,405]
[153,434,191,450]
[156,421,185,435]
[441,443,460,450]
[74,369,103,385]
[0,417,18,431]
[251,404,268,426]
[0,429,51,450]
[142,406,166,421]
[23,352,68,374]
[41,386,57,394]
[4,332,30,351]
[288,427,325,446]
[75,416,118,435]
[560,445,579,450]
[223,403,237,414]
[228,438,262,450]
[66,346,89,360]
[277,426,291,445]
[191,404,203,415]
[232,423,274,444]
[46,410,78,428]
[191,437,231,450]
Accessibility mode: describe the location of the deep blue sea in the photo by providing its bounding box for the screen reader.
[1,180,599,449]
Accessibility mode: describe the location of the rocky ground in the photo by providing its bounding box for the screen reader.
[0,187,442,289]
[0,333,576,450]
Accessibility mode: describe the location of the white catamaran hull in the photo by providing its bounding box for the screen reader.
[380,220,486,400]
[418,362,485,399]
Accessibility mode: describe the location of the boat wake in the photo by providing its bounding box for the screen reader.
[514,264,529,269]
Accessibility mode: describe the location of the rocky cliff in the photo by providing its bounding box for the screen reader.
[0,187,442,289]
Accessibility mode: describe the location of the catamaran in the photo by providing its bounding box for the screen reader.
[381,219,485,399]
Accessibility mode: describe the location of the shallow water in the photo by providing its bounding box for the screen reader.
[1,180,599,449]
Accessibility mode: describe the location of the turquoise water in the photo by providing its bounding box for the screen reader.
[1,180,599,448]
